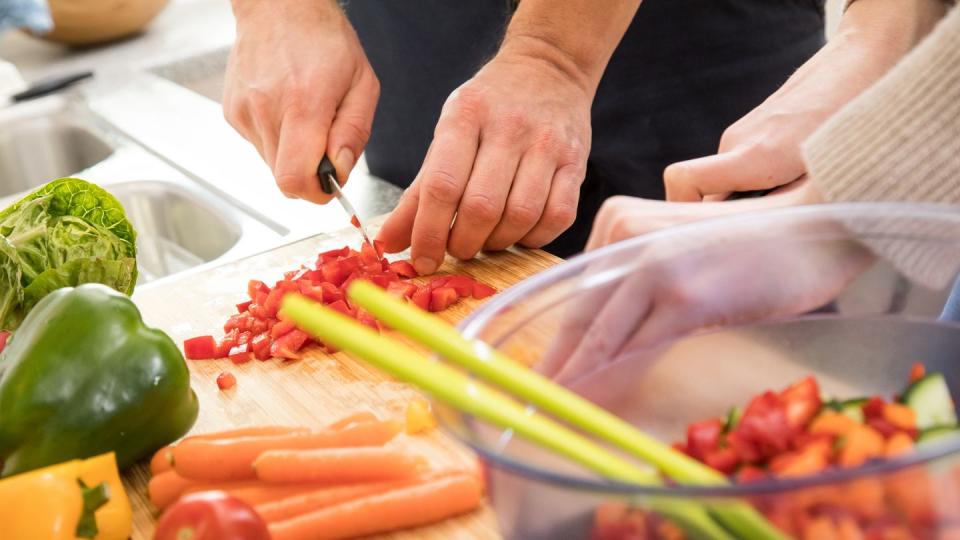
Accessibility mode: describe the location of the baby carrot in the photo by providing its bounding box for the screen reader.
[150,426,307,474]
[182,482,331,506]
[254,447,425,484]
[173,420,401,482]
[148,470,197,510]
[255,480,417,522]
[268,473,483,540]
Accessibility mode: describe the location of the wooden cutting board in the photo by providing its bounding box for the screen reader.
[126,221,561,539]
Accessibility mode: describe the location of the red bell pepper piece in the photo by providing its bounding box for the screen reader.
[184,335,219,360]
[430,287,459,312]
[321,260,346,287]
[0,331,10,353]
[411,287,431,311]
[445,275,475,298]
[703,445,740,474]
[428,276,451,290]
[320,282,342,303]
[386,281,418,299]
[297,281,326,303]
[686,418,724,459]
[780,376,821,432]
[248,280,269,300]
[359,243,380,265]
[373,239,386,258]
[250,333,272,361]
[736,391,792,458]
[270,319,296,339]
[388,260,418,279]
[327,300,354,317]
[909,362,926,384]
[236,300,252,313]
[262,288,289,318]
[472,282,496,299]
[216,371,237,390]
[318,246,350,264]
[216,329,240,357]
[863,396,886,420]
[736,465,768,483]
[270,329,309,359]
[228,351,253,364]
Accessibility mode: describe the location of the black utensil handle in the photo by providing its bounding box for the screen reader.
[726,188,775,201]
[11,71,94,103]
[317,155,338,194]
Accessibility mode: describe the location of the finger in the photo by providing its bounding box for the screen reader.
[408,117,480,275]
[664,148,801,202]
[483,150,553,252]
[585,196,629,252]
[377,180,420,254]
[223,95,267,162]
[553,274,654,385]
[518,163,582,248]
[274,107,335,204]
[251,101,280,171]
[446,142,519,260]
[327,71,379,184]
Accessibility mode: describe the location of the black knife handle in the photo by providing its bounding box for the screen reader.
[317,155,338,194]
[11,71,93,103]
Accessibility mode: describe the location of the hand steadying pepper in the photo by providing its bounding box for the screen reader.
[0,284,199,477]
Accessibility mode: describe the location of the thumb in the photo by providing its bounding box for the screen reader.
[664,146,802,202]
[327,73,379,184]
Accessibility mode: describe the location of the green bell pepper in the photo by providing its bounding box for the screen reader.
[0,284,198,477]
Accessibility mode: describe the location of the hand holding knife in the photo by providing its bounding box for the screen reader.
[317,156,380,258]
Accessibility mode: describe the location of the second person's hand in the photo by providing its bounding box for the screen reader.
[223,0,379,203]
[376,39,593,275]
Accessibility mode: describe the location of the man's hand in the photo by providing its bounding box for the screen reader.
[223,0,379,203]
[376,48,592,275]
[663,0,947,202]
[377,0,640,275]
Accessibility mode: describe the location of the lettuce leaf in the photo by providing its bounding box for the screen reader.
[0,237,22,330]
[0,178,137,330]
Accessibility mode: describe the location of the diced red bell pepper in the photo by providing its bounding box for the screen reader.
[339,256,361,275]
[254,291,268,307]
[386,281,418,299]
[373,239,386,258]
[250,318,269,335]
[366,273,395,289]
[184,335,219,360]
[686,418,724,459]
[411,287,431,311]
[223,314,252,333]
[297,281,326,303]
[321,260,347,287]
[727,430,762,463]
[428,276,451,290]
[472,282,496,299]
[250,332,272,361]
[866,417,900,438]
[270,319,296,339]
[359,242,380,265]
[388,260,418,278]
[328,300,354,317]
[320,282,342,303]
[430,287,459,312]
[446,275,475,298]
[356,308,381,331]
[737,465,768,483]
[228,351,253,364]
[216,329,240,357]
[703,445,740,474]
[270,329,309,359]
[236,300,252,313]
[863,396,886,420]
[248,280,270,300]
[736,391,792,458]
[0,331,10,353]
[275,280,299,293]
[263,287,289,318]
[216,371,237,390]
[318,246,350,264]
[780,376,821,432]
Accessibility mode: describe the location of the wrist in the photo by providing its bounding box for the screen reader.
[497,34,601,97]
[231,0,341,27]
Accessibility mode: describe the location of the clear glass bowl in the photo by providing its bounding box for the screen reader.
[439,204,960,540]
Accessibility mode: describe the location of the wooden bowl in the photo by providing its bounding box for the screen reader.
[34,0,169,46]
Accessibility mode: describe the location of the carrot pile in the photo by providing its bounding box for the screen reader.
[148,411,483,539]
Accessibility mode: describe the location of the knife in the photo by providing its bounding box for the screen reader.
[317,155,379,255]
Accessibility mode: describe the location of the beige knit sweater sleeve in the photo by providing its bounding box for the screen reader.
[802,6,960,289]
[803,6,960,204]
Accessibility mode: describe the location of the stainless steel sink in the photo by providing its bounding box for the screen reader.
[109,180,243,282]
[0,97,114,197]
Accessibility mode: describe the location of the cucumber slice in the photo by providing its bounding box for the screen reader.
[902,373,958,430]
[918,425,960,444]
[723,406,742,433]
[824,397,867,423]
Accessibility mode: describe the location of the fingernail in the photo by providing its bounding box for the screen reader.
[413,257,437,276]
[335,148,356,179]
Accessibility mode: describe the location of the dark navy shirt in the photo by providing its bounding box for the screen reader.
[345,1,825,256]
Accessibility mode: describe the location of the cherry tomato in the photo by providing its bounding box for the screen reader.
[154,491,269,540]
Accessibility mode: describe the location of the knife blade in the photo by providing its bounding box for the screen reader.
[317,156,379,255]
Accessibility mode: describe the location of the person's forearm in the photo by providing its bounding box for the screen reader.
[498,0,641,95]
[838,0,947,71]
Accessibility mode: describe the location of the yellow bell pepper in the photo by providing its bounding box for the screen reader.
[0,452,132,540]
